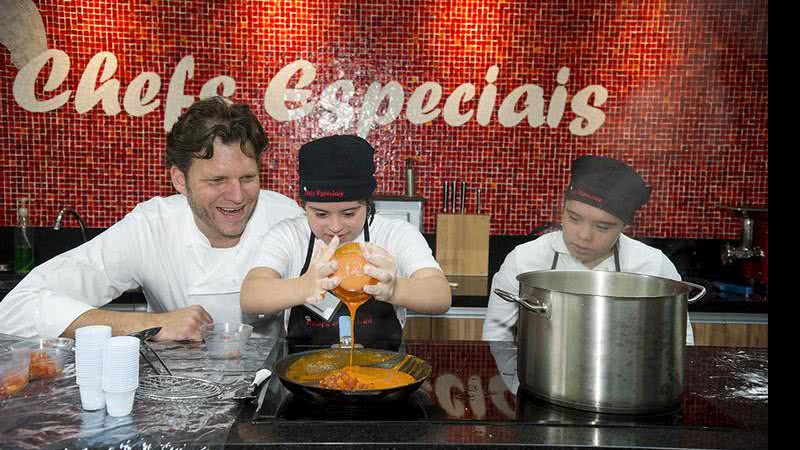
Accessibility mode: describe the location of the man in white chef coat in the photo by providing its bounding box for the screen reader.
[0,96,302,341]
[483,155,695,345]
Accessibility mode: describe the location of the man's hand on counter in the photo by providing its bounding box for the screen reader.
[151,305,213,342]
[62,305,213,342]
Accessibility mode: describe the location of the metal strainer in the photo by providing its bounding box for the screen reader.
[137,375,224,401]
[137,368,271,402]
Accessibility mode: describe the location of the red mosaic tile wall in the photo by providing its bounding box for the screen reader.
[0,0,768,238]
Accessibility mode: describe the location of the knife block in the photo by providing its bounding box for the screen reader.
[435,214,490,276]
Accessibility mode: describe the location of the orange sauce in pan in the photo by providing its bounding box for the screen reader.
[286,351,416,391]
[285,349,395,384]
[319,365,414,390]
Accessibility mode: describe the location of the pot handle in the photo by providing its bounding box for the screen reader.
[494,289,548,315]
[682,281,707,304]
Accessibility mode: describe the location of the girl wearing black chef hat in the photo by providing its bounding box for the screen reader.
[241,135,451,348]
[483,155,694,344]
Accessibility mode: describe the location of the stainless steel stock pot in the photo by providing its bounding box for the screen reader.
[495,270,705,414]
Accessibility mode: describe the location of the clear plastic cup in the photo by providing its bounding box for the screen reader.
[79,384,106,411]
[105,388,136,417]
[201,322,253,359]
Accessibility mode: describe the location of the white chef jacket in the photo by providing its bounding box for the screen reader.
[482,231,695,345]
[0,190,302,339]
[251,214,442,332]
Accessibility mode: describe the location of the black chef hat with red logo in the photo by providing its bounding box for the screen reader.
[564,155,652,223]
[299,135,378,202]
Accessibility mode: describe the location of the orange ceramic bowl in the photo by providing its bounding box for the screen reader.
[331,242,378,304]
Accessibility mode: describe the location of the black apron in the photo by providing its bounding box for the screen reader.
[551,243,621,271]
[286,220,403,349]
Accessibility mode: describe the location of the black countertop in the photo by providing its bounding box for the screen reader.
[0,339,767,450]
[226,342,767,449]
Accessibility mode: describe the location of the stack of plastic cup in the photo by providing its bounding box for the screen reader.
[101,336,140,417]
[75,325,112,411]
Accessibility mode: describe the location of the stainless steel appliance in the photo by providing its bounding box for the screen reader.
[495,270,705,414]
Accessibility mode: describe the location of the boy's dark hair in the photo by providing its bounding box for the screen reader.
[164,96,268,174]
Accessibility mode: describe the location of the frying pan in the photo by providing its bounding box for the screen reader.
[274,348,431,404]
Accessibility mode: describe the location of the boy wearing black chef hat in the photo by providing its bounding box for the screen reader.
[483,155,694,345]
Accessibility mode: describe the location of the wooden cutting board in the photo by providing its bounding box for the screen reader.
[435,214,490,276]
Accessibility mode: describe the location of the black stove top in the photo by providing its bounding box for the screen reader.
[240,342,767,429]
[274,390,437,421]
[251,369,738,430]
[257,386,690,427]
[227,343,767,449]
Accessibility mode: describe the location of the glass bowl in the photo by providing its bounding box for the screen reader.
[9,337,74,380]
[0,348,32,398]
[200,323,253,359]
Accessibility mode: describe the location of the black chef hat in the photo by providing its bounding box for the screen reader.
[299,135,377,202]
[564,155,652,223]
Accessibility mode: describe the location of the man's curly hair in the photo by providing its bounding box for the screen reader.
[164,96,268,175]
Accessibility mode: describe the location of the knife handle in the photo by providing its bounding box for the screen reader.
[460,182,466,214]
[450,181,457,213]
[443,182,449,213]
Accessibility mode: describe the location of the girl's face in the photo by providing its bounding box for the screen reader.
[305,201,368,245]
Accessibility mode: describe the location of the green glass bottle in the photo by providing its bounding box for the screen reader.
[14,198,34,273]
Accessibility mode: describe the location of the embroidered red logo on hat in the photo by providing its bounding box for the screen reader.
[571,186,604,204]
[306,189,345,198]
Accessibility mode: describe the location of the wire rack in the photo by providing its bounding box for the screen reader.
[137,375,224,401]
